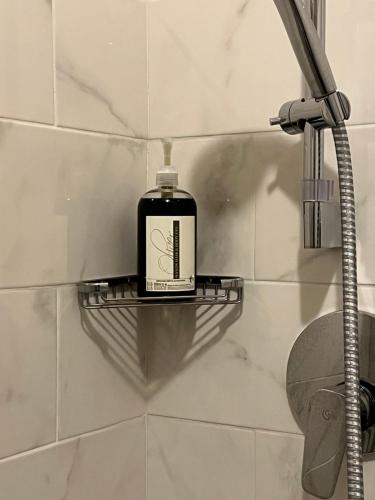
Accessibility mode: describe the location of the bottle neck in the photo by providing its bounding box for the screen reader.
[158,183,177,190]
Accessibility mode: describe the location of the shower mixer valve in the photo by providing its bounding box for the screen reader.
[287,311,375,499]
[303,381,375,499]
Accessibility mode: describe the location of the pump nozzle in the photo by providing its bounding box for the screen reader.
[163,139,173,166]
[157,138,178,187]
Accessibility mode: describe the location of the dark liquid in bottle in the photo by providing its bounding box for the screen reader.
[137,193,197,297]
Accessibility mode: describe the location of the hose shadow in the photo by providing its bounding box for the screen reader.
[185,131,341,324]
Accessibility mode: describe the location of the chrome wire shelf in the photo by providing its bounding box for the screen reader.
[78,275,244,309]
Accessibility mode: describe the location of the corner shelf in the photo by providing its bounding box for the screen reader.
[78,275,244,309]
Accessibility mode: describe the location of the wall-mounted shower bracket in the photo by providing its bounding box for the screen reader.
[302,175,341,248]
[271,0,351,249]
[303,197,341,248]
[270,92,350,135]
[270,91,350,249]
[303,178,333,202]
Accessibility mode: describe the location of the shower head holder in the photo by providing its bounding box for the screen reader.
[270,91,351,135]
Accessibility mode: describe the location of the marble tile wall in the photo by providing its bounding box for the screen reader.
[0,0,148,498]
[146,0,302,138]
[144,2,375,500]
[147,416,255,500]
[0,418,146,500]
[55,0,148,137]
[0,121,146,288]
[146,0,375,139]
[2,1,375,500]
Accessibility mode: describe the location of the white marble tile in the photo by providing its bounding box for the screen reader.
[254,125,375,285]
[327,1,375,126]
[147,0,302,138]
[0,0,54,123]
[147,416,254,500]
[58,286,146,438]
[0,121,146,287]
[0,288,56,459]
[254,129,342,283]
[147,282,350,433]
[255,431,347,500]
[0,418,146,500]
[55,0,148,137]
[325,125,375,286]
[148,135,255,279]
[364,460,375,499]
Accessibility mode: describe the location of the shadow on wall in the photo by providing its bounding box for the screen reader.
[79,130,343,400]
[188,131,341,324]
[80,302,242,400]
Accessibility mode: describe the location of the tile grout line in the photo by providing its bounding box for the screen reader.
[254,431,257,500]
[145,2,150,141]
[145,413,149,500]
[147,412,303,437]
[142,121,375,141]
[0,116,373,142]
[146,137,150,192]
[55,287,60,441]
[51,0,58,126]
[253,185,257,282]
[3,278,375,293]
[0,117,149,142]
[0,414,145,465]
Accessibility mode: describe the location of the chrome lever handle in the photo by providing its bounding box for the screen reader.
[302,386,346,499]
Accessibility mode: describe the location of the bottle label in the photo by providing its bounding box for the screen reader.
[146,215,195,292]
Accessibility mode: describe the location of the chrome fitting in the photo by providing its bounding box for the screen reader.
[270,91,350,135]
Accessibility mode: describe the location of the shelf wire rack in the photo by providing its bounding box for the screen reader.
[78,275,243,309]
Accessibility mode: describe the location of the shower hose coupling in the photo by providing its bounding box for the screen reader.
[269,91,351,135]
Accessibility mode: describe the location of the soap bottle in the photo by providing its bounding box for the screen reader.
[137,139,197,297]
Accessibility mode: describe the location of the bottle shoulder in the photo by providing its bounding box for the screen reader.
[138,186,197,215]
[141,187,195,200]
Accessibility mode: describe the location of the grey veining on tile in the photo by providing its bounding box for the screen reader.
[55,0,148,137]
[0,418,146,500]
[147,416,255,500]
[56,63,136,136]
[147,282,348,434]
[327,0,375,126]
[0,121,146,287]
[147,0,302,137]
[58,286,146,438]
[255,431,347,500]
[0,288,56,459]
[225,0,252,53]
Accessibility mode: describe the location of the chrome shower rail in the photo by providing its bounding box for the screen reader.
[78,275,244,309]
[271,1,364,498]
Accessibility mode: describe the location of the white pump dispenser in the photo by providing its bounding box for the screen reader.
[156,139,178,187]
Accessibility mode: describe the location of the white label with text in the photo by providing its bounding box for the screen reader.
[146,215,195,292]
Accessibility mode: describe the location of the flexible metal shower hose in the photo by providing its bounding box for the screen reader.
[332,123,364,499]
